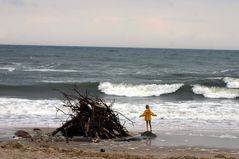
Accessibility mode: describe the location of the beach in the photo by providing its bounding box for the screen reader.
[0,127,239,159]
[1,0,239,157]
[1,135,239,159]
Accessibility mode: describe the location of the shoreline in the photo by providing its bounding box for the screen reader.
[1,127,239,149]
[0,127,239,158]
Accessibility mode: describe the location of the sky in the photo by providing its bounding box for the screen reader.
[0,0,239,50]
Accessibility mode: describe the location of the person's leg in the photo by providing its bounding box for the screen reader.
[146,120,149,131]
[149,120,152,132]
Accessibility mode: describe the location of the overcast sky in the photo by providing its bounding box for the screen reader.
[0,0,239,49]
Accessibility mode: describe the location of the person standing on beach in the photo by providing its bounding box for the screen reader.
[139,105,157,132]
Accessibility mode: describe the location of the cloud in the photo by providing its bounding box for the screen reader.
[0,0,26,6]
[0,0,239,49]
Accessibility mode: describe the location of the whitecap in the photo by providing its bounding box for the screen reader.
[223,77,239,89]
[24,68,79,73]
[98,82,183,97]
[192,84,239,99]
[0,67,16,72]
[219,134,238,139]
[40,80,76,83]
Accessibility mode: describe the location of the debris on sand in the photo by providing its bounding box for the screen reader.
[52,88,132,140]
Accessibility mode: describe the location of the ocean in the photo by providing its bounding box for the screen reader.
[0,45,239,133]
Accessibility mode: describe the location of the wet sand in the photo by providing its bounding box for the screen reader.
[151,129,239,149]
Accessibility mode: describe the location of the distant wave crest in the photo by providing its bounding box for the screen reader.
[192,84,239,99]
[0,67,16,72]
[98,82,183,97]
[24,68,79,73]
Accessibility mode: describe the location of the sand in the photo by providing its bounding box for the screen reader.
[0,139,238,159]
[0,128,238,159]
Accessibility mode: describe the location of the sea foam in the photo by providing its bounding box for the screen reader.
[0,98,67,127]
[223,77,239,88]
[111,99,239,130]
[98,82,183,97]
[0,97,238,130]
[192,84,239,99]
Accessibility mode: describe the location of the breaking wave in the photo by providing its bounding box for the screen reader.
[192,84,239,99]
[98,82,183,97]
[1,78,239,99]
[223,77,239,88]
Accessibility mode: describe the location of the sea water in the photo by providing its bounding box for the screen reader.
[0,45,239,133]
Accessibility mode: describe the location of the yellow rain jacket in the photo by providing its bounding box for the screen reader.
[143,109,156,121]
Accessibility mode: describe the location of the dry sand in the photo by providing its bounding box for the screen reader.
[0,138,239,159]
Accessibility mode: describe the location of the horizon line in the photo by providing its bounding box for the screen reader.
[0,43,238,52]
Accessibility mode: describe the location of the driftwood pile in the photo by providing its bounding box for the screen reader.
[51,89,130,139]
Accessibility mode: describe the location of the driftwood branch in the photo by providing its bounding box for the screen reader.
[52,88,130,139]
